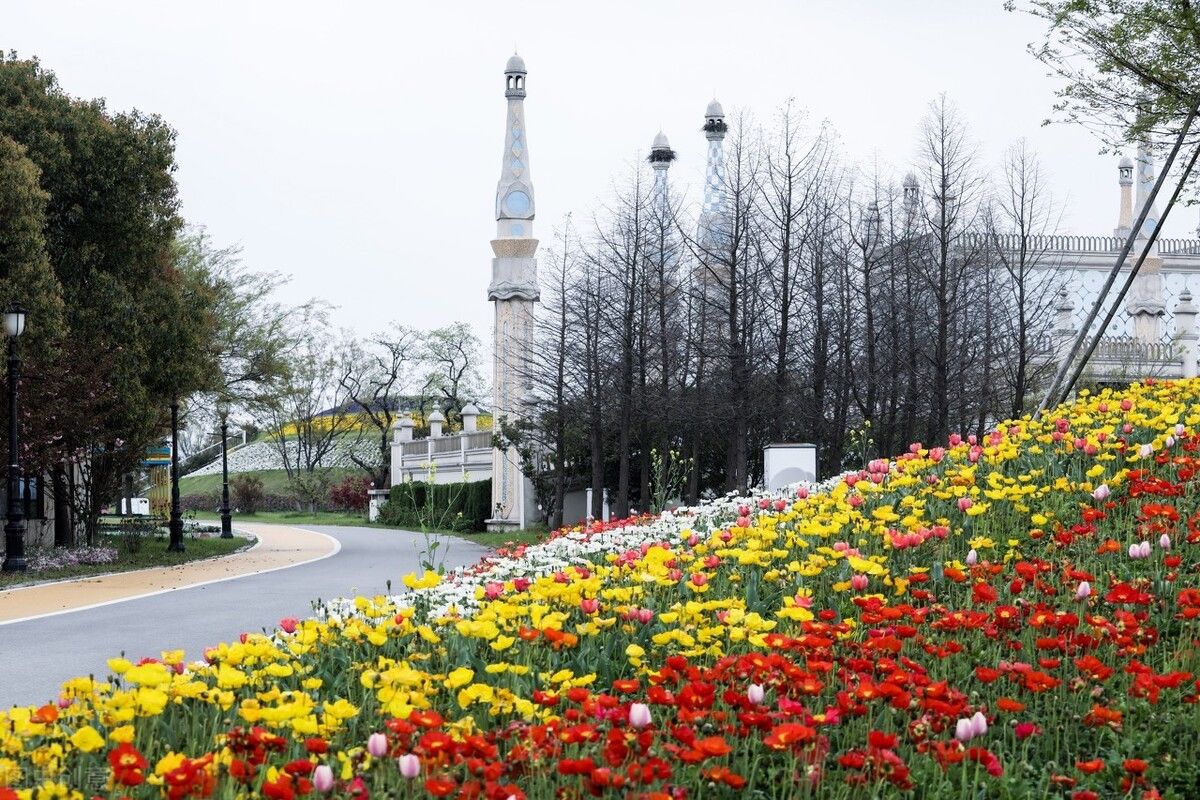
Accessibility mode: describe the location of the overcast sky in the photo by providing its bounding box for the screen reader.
[9,0,1198,347]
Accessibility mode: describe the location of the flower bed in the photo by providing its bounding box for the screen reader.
[5,380,1200,799]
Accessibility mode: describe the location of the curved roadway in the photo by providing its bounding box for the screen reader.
[0,525,490,709]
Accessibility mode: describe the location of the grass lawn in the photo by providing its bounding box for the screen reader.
[178,468,356,497]
[188,509,549,550]
[0,533,252,590]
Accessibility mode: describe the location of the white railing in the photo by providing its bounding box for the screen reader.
[391,430,494,485]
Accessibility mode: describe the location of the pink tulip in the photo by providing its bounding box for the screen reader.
[949,433,962,446]
[56,695,71,709]
[1128,543,1140,559]
[484,582,505,600]
[629,703,652,728]
[758,498,770,510]
[313,765,334,793]
[1092,484,1110,501]
[966,549,978,566]
[637,608,654,624]
[954,718,973,742]
[796,488,809,499]
[279,617,299,634]
[735,515,752,528]
[971,711,988,737]
[957,497,973,512]
[1075,581,1091,601]
[851,574,869,592]
[747,684,765,704]
[397,753,420,779]
[1121,398,1132,411]
[1160,534,1171,550]
[848,495,864,508]
[580,598,599,614]
[690,573,708,587]
[1139,540,1152,558]
[367,733,388,758]
[737,504,750,516]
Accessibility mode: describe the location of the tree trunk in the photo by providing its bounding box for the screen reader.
[52,462,73,548]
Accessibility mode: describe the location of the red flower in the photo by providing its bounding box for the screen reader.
[695,736,732,757]
[1123,758,1149,775]
[764,723,815,750]
[424,777,457,797]
[1076,758,1106,774]
[108,744,148,787]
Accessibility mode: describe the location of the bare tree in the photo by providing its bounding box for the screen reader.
[338,324,420,486]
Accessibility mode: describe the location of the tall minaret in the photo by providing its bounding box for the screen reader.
[696,99,728,251]
[649,130,675,211]
[1115,156,1133,237]
[487,53,539,531]
[1126,141,1166,342]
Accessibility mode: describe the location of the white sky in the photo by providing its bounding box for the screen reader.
[8,0,1199,346]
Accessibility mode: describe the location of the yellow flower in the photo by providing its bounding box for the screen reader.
[445,667,475,689]
[68,726,104,753]
[402,571,442,590]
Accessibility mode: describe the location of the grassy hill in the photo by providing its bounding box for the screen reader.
[178,468,357,497]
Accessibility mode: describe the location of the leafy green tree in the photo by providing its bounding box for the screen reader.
[0,54,220,541]
[1015,0,1200,143]
[174,228,308,416]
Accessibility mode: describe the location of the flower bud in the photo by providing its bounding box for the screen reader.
[747,684,765,704]
[313,765,334,793]
[367,733,388,758]
[629,703,652,728]
[1160,534,1171,550]
[966,549,978,566]
[1075,581,1091,601]
[397,753,420,779]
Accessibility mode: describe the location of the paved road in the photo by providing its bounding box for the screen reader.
[0,526,490,709]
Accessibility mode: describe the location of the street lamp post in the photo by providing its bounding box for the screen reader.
[218,404,232,538]
[2,305,26,572]
[167,399,184,552]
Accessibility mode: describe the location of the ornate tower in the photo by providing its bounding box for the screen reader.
[1115,156,1134,237]
[1126,141,1166,343]
[649,130,675,211]
[696,99,728,252]
[487,53,539,531]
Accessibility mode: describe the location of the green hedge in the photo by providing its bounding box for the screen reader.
[381,479,491,533]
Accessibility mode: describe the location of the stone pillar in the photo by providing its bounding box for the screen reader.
[428,410,445,438]
[1175,288,1198,378]
[461,403,479,433]
[394,415,414,443]
[389,415,415,488]
[1054,286,1076,364]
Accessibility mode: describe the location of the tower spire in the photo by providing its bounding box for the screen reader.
[1133,140,1161,243]
[1126,137,1166,341]
[697,98,728,248]
[488,54,539,531]
[648,129,675,210]
[1115,155,1134,237]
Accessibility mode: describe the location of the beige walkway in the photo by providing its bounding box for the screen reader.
[0,523,337,623]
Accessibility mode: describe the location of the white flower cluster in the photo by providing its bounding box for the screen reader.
[316,472,849,626]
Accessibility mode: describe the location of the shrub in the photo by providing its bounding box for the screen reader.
[381,479,491,532]
[117,516,158,554]
[231,474,265,515]
[181,491,221,514]
[330,474,373,513]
